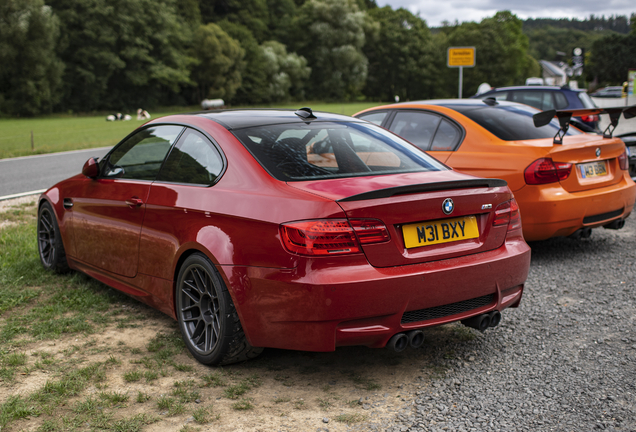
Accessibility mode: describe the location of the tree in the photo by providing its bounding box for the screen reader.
[261,41,311,101]
[587,33,636,85]
[0,0,63,116]
[190,23,244,101]
[199,0,269,42]
[526,26,605,62]
[48,0,193,112]
[364,7,442,101]
[291,0,369,100]
[440,11,538,96]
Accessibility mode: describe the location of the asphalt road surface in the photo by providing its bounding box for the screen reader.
[0,147,110,200]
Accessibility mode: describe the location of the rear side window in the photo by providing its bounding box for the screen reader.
[554,92,569,109]
[389,111,441,150]
[157,129,224,186]
[577,92,596,108]
[232,121,447,181]
[511,91,556,111]
[430,119,462,151]
[450,104,582,141]
[357,111,388,126]
[483,91,508,101]
[387,111,463,151]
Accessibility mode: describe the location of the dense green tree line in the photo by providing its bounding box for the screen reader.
[0,0,633,116]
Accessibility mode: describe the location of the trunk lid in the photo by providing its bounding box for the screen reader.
[550,135,626,193]
[288,172,514,267]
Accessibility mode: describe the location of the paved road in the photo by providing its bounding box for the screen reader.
[0,147,110,199]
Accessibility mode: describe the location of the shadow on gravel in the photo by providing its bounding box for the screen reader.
[229,322,488,388]
[528,233,627,262]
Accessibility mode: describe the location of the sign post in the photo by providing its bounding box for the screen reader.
[448,47,476,99]
[628,69,635,106]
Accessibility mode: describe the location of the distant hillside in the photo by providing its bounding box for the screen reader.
[523,15,634,34]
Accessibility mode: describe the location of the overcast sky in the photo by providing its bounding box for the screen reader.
[375,1,635,27]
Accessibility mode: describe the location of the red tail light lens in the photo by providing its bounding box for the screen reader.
[493,199,521,232]
[524,158,572,185]
[580,115,599,123]
[618,150,629,170]
[280,219,389,256]
[349,219,391,244]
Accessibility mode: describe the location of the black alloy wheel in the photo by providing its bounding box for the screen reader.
[176,253,262,365]
[37,201,68,272]
[179,262,222,355]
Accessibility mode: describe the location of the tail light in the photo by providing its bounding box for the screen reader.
[493,199,521,232]
[579,115,599,123]
[280,218,389,256]
[524,158,572,185]
[618,151,629,170]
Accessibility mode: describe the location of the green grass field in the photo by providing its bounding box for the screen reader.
[0,102,382,160]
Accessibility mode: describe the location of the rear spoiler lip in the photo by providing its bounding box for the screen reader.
[533,105,636,144]
[337,179,508,202]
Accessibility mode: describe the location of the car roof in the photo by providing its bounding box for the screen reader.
[192,109,361,130]
[382,99,527,109]
[484,85,585,93]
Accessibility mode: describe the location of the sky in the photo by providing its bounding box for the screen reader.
[375,0,636,27]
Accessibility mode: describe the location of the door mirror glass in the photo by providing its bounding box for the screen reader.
[82,157,99,178]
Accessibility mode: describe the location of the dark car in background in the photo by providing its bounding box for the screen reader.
[621,133,636,179]
[473,85,600,133]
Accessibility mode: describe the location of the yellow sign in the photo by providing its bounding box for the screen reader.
[448,47,476,68]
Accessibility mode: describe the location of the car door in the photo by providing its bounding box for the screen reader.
[70,125,184,277]
[137,127,226,280]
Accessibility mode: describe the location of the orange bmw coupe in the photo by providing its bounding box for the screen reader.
[354,100,636,241]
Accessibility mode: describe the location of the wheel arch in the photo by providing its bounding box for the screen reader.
[171,246,234,317]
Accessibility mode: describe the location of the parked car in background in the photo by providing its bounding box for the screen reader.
[355,100,636,241]
[37,108,531,365]
[472,85,600,133]
[591,86,624,98]
[620,133,636,179]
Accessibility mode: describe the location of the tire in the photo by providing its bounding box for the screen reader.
[37,201,69,273]
[176,253,263,365]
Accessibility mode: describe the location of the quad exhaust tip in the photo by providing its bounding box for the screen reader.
[569,227,592,239]
[461,310,501,332]
[386,311,501,351]
[386,329,426,352]
[603,219,625,230]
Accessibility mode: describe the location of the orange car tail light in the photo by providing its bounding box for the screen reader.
[493,199,521,231]
[618,151,629,170]
[280,219,389,256]
[524,158,572,185]
[580,115,599,123]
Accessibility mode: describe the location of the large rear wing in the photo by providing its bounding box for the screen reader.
[533,106,636,144]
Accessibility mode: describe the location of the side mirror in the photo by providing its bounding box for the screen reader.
[82,157,99,178]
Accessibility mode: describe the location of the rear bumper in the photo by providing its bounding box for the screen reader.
[219,237,530,352]
[516,174,636,241]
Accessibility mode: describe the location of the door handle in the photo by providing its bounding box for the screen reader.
[125,197,144,207]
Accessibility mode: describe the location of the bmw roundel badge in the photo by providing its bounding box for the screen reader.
[595,148,601,158]
[442,198,454,215]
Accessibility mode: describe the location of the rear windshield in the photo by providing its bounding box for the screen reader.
[577,92,596,109]
[232,121,447,181]
[448,104,581,141]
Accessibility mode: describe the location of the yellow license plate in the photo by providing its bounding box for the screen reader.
[402,216,479,249]
[579,161,607,178]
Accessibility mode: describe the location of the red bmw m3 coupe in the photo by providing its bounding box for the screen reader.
[37,108,530,365]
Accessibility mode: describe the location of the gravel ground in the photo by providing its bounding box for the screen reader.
[363,215,636,432]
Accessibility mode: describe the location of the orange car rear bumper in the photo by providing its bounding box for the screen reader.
[515,173,636,241]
